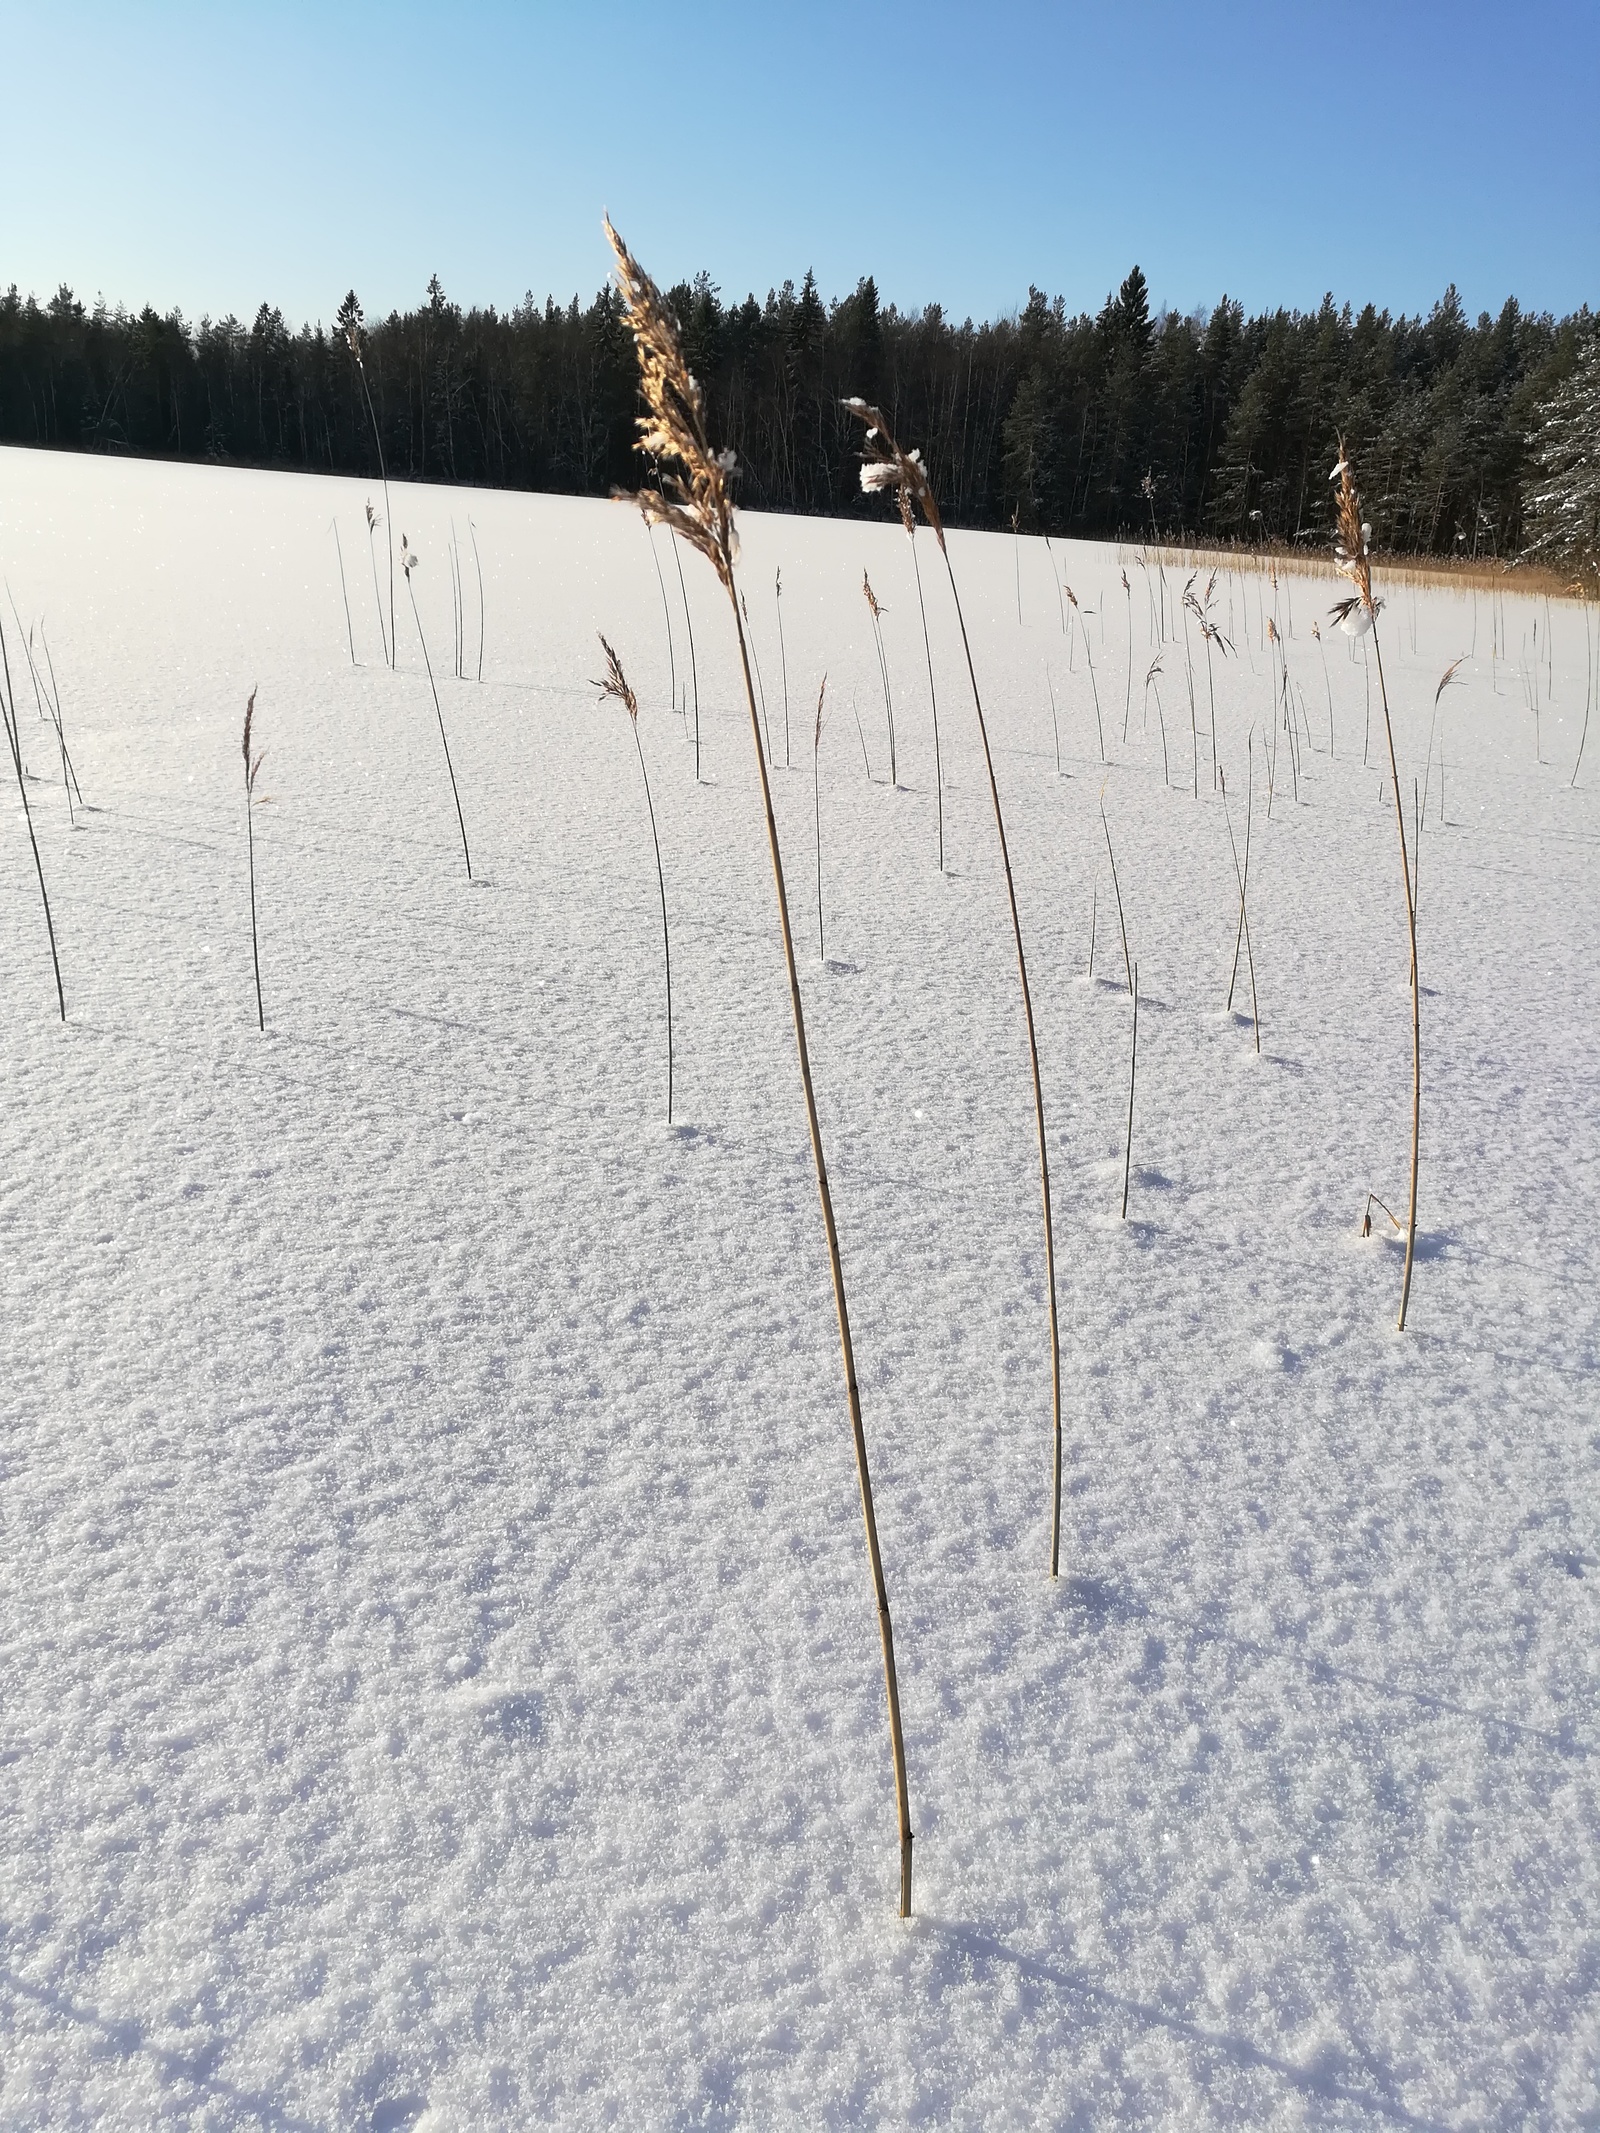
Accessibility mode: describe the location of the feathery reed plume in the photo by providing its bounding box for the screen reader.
[364,499,390,666]
[593,633,673,1123]
[862,571,896,785]
[332,520,357,665]
[811,673,829,960]
[1221,747,1260,1053]
[401,538,473,880]
[847,395,1065,1578]
[608,218,914,1916]
[469,519,486,683]
[0,615,65,1019]
[343,299,394,667]
[1333,441,1420,1331]
[242,686,266,1031]
[1065,583,1104,761]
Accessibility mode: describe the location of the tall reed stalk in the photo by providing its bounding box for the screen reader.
[863,572,896,784]
[332,520,357,664]
[401,538,473,880]
[1065,584,1104,761]
[608,221,914,1916]
[1221,746,1260,1052]
[848,398,1064,1581]
[776,565,790,766]
[906,519,945,868]
[343,304,395,667]
[469,519,486,682]
[364,500,390,666]
[811,674,829,959]
[242,687,265,1030]
[1333,444,1420,1331]
[594,636,673,1123]
[0,617,65,1019]
[39,626,85,810]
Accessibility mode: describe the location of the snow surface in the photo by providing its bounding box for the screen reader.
[1,444,1597,2129]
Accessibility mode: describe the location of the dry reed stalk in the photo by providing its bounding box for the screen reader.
[738,589,777,767]
[904,510,945,868]
[863,572,896,785]
[448,524,463,680]
[593,634,674,1122]
[1220,746,1261,1053]
[1065,584,1104,761]
[848,395,1064,1582]
[646,519,678,720]
[811,673,829,959]
[1420,656,1466,826]
[469,520,486,683]
[332,520,357,665]
[670,530,702,781]
[776,565,790,766]
[1574,600,1594,787]
[242,686,265,1031]
[364,500,390,666]
[344,312,395,667]
[38,626,85,811]
[1122,569,1134,739]
[0,616,65,1019]
[1314,619,1335,755]
[1121,962,1139,1220]
[1333,443,1420,1331]
[1045,662,1062,775]
[607,220,914,1915]
[1097,795,1133,997]
[1145,657,1170,785]
[13,608,74,827]
[1044,533,1066,633]
[400,538,473,880]
[1012,506,1022,625]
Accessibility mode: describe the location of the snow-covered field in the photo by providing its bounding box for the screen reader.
[2,443,1597,2129]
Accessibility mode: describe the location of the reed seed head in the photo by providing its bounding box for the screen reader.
[862,571,884,623]
[401,535,418,580]
[604,216,738,592]
[842,400,944,550]
[242,685,264,794]
[593,632,640,723]
[1331,438,1376,614]
[813,673,828,750]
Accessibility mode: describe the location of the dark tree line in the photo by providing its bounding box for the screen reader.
[2,267,1592,558]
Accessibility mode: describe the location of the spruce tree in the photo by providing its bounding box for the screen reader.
[1523,331,1600,576]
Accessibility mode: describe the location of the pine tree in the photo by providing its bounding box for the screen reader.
[1523,331,1600,576]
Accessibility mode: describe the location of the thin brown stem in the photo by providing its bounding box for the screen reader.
[1371,628,1420,1330]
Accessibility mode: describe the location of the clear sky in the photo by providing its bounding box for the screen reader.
[4,0,1596,332]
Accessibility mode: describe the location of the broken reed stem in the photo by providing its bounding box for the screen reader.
[242,686,265,1031]
[1086,880,1098,980]
[1099,802,1133,996]
[1221,747,1261,1052]
[1121,962,1138,1220]
[607,224,912,1914]
[671,531,701,781]
[909,529,945,869]
[0,618,65,1019]
[469,520,486,682]
[402,543,472,880]
[332,520,357,664]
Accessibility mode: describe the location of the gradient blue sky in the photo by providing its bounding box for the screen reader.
[4,1,1596,331]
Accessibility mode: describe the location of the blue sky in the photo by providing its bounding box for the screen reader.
[4,0,1596,331]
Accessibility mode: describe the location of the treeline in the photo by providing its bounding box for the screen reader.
[1,268,1591,558]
